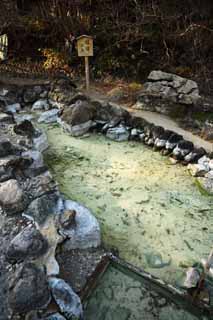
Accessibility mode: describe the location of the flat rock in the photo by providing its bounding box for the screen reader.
[38,109,59,124]
[106,125,130,142]
[48,277,83,320]
[60,200,101,250]
[32,99,49,111]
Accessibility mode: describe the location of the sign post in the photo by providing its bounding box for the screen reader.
[77,35,93,91]
[0,34,8,61]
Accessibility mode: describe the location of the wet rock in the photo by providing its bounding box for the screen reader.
[6,103,21,114]
[0,179,27,215]
[9,263,50,314]
[25,192,61,225]
[33,131,49,152]
[14,113,34,124]
[145,252,171,269]
[22,150,44,169]
[23,172,58,199]
[60,100,95,136]
[154,130,173,149]
[0,112,14,124]
[172,140,194,160]
[38,109,59,124]
[197,177,213,194]
[106,125,129,142]
[44,313,66,320]
[198,155,210,170]
[59,200,101,250]
[165,133,183,152]
[7,224,48,262]
[184,147,206,163]
[0,138,19,157]
[48,277,83,320]
[14,120,36,137]
[188,163,209,177]
[32,99,49,111]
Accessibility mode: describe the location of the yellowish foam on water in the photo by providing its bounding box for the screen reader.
[43,125,213,285]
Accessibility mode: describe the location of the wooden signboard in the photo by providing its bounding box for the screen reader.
[0,34,8,61]
[77,35,93,90]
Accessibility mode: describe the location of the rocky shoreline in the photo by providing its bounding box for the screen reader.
[0,74,212,319]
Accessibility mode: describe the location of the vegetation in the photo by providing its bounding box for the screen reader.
[1,1,213,92]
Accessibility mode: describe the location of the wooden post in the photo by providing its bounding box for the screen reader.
[85,56,90,91]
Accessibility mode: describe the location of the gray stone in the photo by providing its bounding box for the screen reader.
[32,99,49,111]
[9,263,50,314]
[14,114,34,124]
[38,109,59,124]
[0,179,27,214]
[48,277,83,320]
[106,125,129,142]
[33,131,49,152]
[58,118,94,137]
[45,313,66,320]
[6,103,21,114]
[22,150,44,169]
[60,200,101,250]
[0,112,13,123]
[148,71,174,81]
[23,88,38,103]
[205,170,213,180]
[197,177,213,194]
[188,164,209,177]
[0,138,18,157]
[25,192,61,224]
[7,225,48,262]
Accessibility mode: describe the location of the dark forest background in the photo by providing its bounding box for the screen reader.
[1,0,213,92]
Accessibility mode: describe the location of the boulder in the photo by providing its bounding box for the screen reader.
[135,71,200,115]
[59,200,101,250]
[184,148,206,163]
[154,130,173,149]
[7,224,48,262]
[188,163,209,177]
[6,103,21,114]
[106,125,130,142]
[0,179,27,214]
[9,263,50,314]
[59,100,95,136]
[32,99,49,111]
[25,192,61,225]
[94,100,130,123]
[38,109,59,124]
[14,120,36,137]
[165,133,183,151]
[172,140,194,160]
[48,78,77,105]
[48,277,83,320]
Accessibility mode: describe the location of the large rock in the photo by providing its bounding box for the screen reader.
[0,138,19,157]
[9,263,50,314]
[0,179,27,214]
[48,78,77,105]
[14,120,36,137]
[25,192,61,225]
[106,125,130,142]
[60,100,95,136]
[38,109,59,124]
[6,103,21,114]
[48,277,83,320]
[94,100,130,123]
[59,200,101,250]
[135,71,200,115]
[32,99,49,111]
[22,150,44,169]
[7,224,48,262]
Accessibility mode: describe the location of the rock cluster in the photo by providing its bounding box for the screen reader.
[135,70,201,115]
[0,83,102,320]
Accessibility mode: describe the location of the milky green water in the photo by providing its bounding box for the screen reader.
[43,124,213,285]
